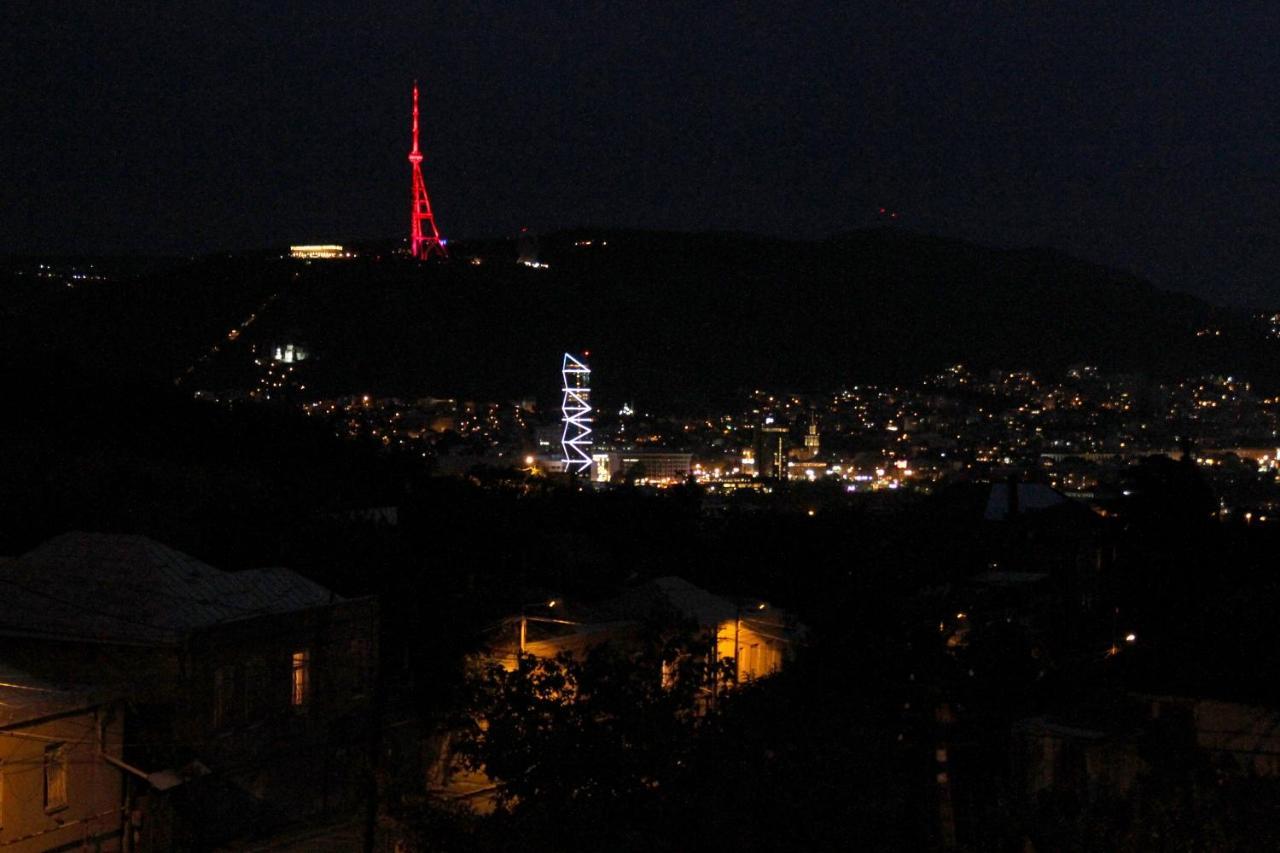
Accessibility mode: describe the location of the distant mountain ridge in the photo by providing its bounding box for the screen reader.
[5,229,1273,409]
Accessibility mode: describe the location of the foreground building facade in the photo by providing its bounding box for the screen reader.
[0,533,377,849]
[0,663,126,852]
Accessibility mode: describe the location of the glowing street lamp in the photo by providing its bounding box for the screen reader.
[520,599,559,653]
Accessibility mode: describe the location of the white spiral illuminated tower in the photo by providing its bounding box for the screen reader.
[561,353,593,474]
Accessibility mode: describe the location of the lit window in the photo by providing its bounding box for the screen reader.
[44,745,67,811]
[291,650,311,710]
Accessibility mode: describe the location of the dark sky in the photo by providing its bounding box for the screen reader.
[5,2,1278,305]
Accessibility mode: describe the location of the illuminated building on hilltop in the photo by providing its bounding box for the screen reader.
[271,342,309,364]
[561,353,593,474]
[289,244,351,259]
[407,81,447,260]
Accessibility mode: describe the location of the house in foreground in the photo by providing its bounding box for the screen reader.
[1014,694,1280,808]
[0,532,378,849]
[489,576,804,685]
[0,662,126,852]
[433,576,804,809]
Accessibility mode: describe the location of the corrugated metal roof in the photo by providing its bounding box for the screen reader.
[0,532,338,646]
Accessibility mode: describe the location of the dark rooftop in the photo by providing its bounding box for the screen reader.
[0,532,337,646]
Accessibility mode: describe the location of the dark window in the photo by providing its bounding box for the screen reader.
[213,665,237,727]
[244,657,267,719]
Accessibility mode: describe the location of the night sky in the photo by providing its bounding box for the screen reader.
[5,2,1278,306]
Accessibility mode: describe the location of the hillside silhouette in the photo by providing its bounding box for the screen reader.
[6,229,1272,410]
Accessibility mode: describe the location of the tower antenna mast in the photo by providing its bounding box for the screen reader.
[408,81,447,260]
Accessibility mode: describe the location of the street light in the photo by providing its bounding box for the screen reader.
[520,599,558,653]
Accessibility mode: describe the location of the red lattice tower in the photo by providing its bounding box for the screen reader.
[408,81,447,260]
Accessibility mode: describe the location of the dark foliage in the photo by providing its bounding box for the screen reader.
[410,639,921,853]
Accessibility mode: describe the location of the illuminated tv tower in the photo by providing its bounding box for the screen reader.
[408,81,447,260]
[561,353,593,474]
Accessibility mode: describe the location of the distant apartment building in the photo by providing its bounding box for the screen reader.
[591,448,694,484]
[754,422,791,479]
[789,460,829,481]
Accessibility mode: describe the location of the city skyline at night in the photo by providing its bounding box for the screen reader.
[8,4,1280,850]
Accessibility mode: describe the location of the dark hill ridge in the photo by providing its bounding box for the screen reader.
[6,229,1272,409]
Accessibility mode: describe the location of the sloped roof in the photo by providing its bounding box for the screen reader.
[984,482,1071,521]
[595,576,747,627]
[0,532,337,646]
[651,576,740,625]
[0,659,105,727]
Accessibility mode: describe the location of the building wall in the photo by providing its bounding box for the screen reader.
[1151,697,1280,777]
[0,597,378,838]
[1012,724,1144,803]
[0,643,180,708]
[597,451,694,483]
[0,705,125,853]
[498,618,790,686]
[714,620,787,683]
[754,427,790,479]
[186,598,379,816]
